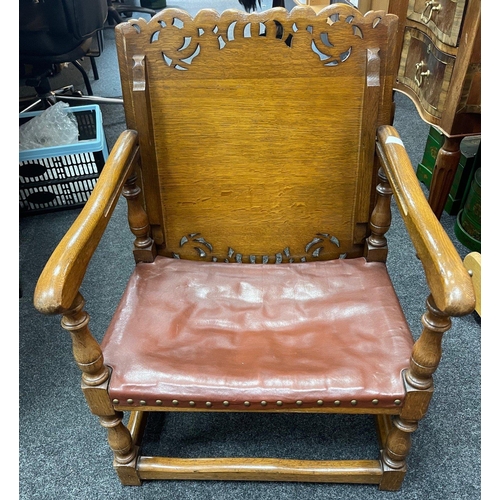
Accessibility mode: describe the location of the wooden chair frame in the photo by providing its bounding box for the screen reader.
[34,5,475,491]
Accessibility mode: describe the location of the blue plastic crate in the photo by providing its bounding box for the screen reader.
[19,104,109,215]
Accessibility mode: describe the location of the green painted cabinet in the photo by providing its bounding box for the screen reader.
[417,126,480,216]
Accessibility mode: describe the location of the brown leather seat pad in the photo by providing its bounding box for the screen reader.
[101,256,414,409]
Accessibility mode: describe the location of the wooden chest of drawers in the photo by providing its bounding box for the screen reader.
[406,0,466,46]
[390,0,481,218]
[395,1,480,130]
[398,27,456,120]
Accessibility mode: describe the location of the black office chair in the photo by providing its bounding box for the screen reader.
[238,0,284,12]
[19,0,122,112]
[106,1,157,27]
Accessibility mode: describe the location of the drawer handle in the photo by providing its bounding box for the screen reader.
[414,61,430,87]
[420,1,442,24]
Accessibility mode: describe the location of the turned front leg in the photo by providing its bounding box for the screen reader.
[61,293,141,485]
[379,417,418,491]
[408,295,451,387]
[61,292,109,388]
[380,295,451,490]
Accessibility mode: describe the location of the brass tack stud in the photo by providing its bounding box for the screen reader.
[189,401,196,407]
[206,402,212,408]
[112,399,119,405]
[317,400,324,406]
[127,399,133,404]
[276,401,283,406]
[171,400,178,406]
[372,399,379,405]
[140,400,146,406]
[468,269,474,277]
[334,400,341,406]
[350,399,358,406]
[394,399,402,406]
[296,400,303,406]
[223,401,230,406]
[244,401,251,407]
[261,401,267,406]
[156,400,163,406]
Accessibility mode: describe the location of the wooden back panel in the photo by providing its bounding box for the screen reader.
[116,6,398,263]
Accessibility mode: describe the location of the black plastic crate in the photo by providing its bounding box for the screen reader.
[19,105,108,215]
[19,177,101,213]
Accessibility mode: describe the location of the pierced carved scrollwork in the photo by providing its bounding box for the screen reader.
[178,233,213,258]
[124,5,389,72]
[173,232,345,263]
[305,233,347,260]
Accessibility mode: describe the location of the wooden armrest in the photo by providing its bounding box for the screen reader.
[376,125,475,317]
[34,130,139,315]
[463,252,481,317]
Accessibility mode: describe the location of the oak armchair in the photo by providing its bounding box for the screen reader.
[34,5,475,490]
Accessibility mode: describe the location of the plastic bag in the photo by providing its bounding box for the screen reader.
[19,102,79,151]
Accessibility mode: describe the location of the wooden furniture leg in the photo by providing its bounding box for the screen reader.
[61,292,142,485]
[463,252,481,317]
[427,136,462,219]
[379,295,451,490]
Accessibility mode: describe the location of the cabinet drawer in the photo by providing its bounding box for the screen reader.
[406,0,466,47]
[397,27,455,118]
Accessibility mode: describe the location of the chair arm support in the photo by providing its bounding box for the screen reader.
[376,125,475,317]
[34,129,140,316]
